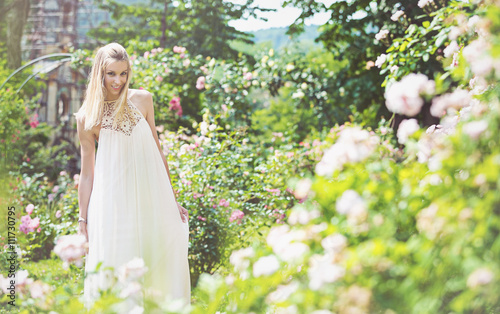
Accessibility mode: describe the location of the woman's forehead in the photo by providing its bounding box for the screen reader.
[106,61,128,72]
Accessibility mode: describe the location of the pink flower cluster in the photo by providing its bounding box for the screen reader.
[169,96,182,117]
[243,72,253,80]
[315,126,379,176]
[29,113,39,128]
[20,216,40,234]
[219,199,230,207]
[430,89,471,117]
[143,47,163,59]
[53,234,88,268]
[20,204,40,234]
[173,46,186,54]
[229,210,245,224]
[196,76,206,90]
[266,188,281,196]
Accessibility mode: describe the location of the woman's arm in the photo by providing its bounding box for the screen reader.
[76,115,96,241]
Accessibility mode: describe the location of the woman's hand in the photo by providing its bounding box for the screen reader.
[177,203,189,223]
[78,222,89,254]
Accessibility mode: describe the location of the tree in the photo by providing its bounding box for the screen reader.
[89,0,273,60]
[1,0,30,69]
[282,0,445,126]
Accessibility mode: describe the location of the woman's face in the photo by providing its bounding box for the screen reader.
[103,61,128,100]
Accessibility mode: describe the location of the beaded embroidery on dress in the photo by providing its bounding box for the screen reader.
[83,97,191,312]
[101,99,143,136]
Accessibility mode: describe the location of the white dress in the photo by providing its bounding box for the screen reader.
[83,98,190,310]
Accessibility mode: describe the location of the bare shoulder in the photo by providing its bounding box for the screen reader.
[129,89,153,105]
[75,114,95,142]
[129,89,153,117]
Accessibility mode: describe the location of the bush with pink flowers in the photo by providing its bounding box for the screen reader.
[182,2,500,313]
[3,170,81,263]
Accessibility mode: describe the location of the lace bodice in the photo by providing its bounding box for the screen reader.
[101,99,143,136]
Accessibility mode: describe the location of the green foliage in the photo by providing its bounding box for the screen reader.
[0,89,26,172]
[89,0,271,60]
[380,1,477,88]
[156,113,325,285]
[4,171,79,262]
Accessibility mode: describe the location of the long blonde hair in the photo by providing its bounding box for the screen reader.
[75,43,134,131]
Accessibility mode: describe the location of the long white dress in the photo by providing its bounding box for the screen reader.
[83,98,190,310]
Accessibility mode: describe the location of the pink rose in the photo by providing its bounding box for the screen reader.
[229,210,245,224]
[26,204,34,215]
[196,76,206,90]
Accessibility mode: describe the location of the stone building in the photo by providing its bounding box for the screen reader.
[22,0,112,147]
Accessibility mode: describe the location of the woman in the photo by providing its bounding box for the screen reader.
[74,43,190,310]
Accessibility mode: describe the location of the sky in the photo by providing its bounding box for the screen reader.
[227,0,335,32]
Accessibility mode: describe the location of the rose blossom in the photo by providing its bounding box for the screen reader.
[391,10,404,21]
[336,190,368,224]
[173,46,186,54]
[266,281,299,304]
[196,76,205,90]
[230,247,254,279]
[375,54,387,68]
[293,178,312,199]
[375,29,389,41]
[252,255,280,277]
[117,257,148,283]
[26,204,34,215]
[321,233,347,254]
[416,204,445,240]
[397,119,420,144]
[229,210,245,224]
[53,234,88,268]
[308,253,345,290]
[266,225,309,262]
[29,280,52,299]
[467,268,494,288]
[418,0,433,8]
[443,41,459,58]
[385,73,435,116]
[463,120,488,140]
[315,127,379,176]
[462,39,493,77]
[288,208,320,225]
[430,89,471,117]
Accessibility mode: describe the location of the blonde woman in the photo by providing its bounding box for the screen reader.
[74,43,190,310]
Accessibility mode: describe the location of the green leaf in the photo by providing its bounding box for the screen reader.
[399,41,409,52]
[407,24,417,36]
[435,34,448,48]
[422,21,430,28]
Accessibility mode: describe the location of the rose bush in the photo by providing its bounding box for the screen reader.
[182,2,500,313]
